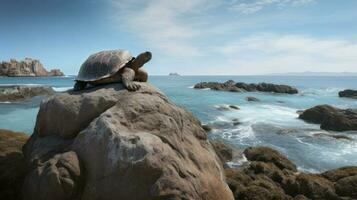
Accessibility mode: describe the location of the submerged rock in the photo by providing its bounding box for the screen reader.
[0,58,64,77]
[246,96,260,102]
[229,105,240,110]
[339,89,357,99]
[194,80,298,94]
[0,129,29,200]
[299,104,357,131]
[22,83,234,200]
[223,146,357,200]
[0,85,55,102]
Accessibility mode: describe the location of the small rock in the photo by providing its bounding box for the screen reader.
[339,89,357,99]
[229,105,240,110]
[202,124,213,132]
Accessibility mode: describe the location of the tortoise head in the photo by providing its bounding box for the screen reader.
[130,51,152,70]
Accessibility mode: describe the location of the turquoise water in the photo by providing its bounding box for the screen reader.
[1,76,357,172]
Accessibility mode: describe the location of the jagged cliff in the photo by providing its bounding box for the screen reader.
[0,58,64,77]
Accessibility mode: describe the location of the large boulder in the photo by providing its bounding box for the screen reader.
[0,85,55,102]
[339,89,357,99]
[0,129,29,200]
[23,83,234,200]
[299,105,357,131]
[0,58,64,77]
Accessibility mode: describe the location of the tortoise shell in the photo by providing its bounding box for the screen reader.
[76,50,133,82]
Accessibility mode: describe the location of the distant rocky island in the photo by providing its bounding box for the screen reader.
[169,72,180,76]
[0,58,64,77]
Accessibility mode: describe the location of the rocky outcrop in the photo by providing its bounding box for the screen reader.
[0,85,55,102]
[194,80,298,94]
[0,58,64,77]
[0,129,29,200]
[339,89,357,99]
[216,146,357,200]
[22,83,234,200]
[299,104,357,131]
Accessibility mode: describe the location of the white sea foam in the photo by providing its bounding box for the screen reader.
[188,85,194,89]
[52,87,72,92]
[0,101,12,104]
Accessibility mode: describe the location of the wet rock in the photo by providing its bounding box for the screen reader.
[246,96,260,102]
[194,80,298,94]
[230,118,241,126]
[244,146,297,171]
[313,133,352,140]
[0,129,29,200]
[23,83,234,200]
[322,166,357,182]
[0,58,64,77]
[202,124,213,132]
[216,104,231,111]
[211,140,234,163]
[283,173,338,199]
[334,175,357,198]
[296,110,304,115]
[229,105,240,110]
[0,85,55,102]
[339,89,357,99]
[299,105,357,131]
[225,146,357,200]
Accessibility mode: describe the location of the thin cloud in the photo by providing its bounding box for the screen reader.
[230,0,315,14]
[108,0,357,75]
[111,0,216,56]
[216,34,357,74]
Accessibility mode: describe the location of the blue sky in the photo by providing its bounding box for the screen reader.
[1,0,357,75]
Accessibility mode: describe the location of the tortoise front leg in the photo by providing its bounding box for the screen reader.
[135,68,148,82]
[122,68,141,91]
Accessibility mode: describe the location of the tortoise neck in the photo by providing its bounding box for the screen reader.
[130,51,152,70]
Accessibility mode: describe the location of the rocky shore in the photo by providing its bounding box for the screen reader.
[2,127,356,200]
[1,83,356,200]
[0,58,64,77]
[339,89,357,99]
[220,145,357,200]
[194,80,298,94]
[0,85,55,102]
[299,104,357,131]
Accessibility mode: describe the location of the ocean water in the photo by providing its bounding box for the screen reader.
[1,75,357,172]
